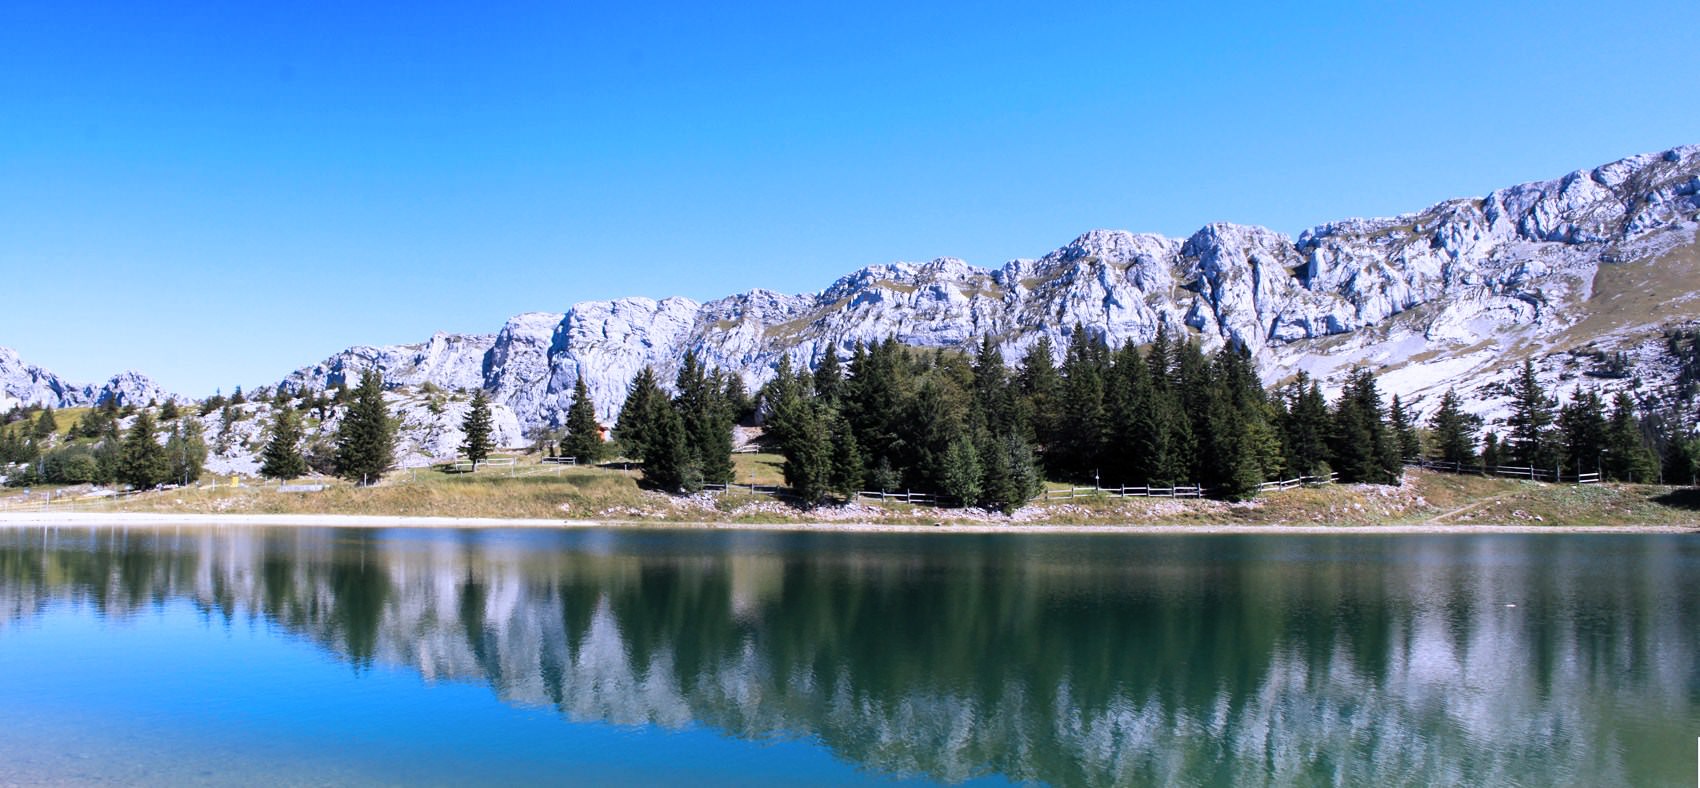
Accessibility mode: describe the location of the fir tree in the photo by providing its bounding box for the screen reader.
[215,402,239,454]
[1428,388,1479,466]
[940,434,983,507]
[159,399,180,421]
[674,352,735,486]
[333,370,395,485]
[812,342,845,405]
[1480,431,1503,471]
[1505,360,1558,470]
[828,412,864,497]
[259,407,308,480]
[460,389,495,468]
[642,402,693,492]
[118,412,170,489]
[562,378,607,464]
[1281,375,1332,476]
[1388,395,1421,460]
[1602,392,1657,482]
[167,418,208,485]
[776,399,834,505]
[614,367,667,461]
[230,386,246,405]
[1017,336,1061,451]
[1557,388,1607,479]
[33,408,57,439]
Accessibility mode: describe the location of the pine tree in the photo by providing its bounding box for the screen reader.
[828,412,864,497]
[614,367,667,461]
[333,370,396,485]
[118,412,170,489]
[1018,336,1061,451]
[641,402,693,492]
[167,418,209,485]
[776,398,833,505]
[1602,392,1657,482]
[258,406,307,480]
[460,389,495,468]
[1281,375,1332,476]
[1481,431,1503,471]
[215,402,239,454]
[940,434,983,507]
[1331,369,1399,484]
[1428,388,1479,466]
[562,378,607,464]
[1388,395,1421,460]
[160,399,180,421]
[813,343,845,405]
[1557,388,1607,479]
[33,408,57,439]
[1055,327,1108,480]
[1506,360,1558,471]
[674,352,735,486]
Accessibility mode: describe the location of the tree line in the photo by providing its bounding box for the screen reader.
[609,329,1696,510]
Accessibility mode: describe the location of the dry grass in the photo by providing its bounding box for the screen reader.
[21,467,1700,528]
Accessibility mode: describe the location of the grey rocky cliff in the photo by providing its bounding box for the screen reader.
[275,144,1700,430]
[0,347,173,411]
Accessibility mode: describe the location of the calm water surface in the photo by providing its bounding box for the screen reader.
[0,527,1696,786]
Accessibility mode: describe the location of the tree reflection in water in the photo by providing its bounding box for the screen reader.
[0,527,1695,786]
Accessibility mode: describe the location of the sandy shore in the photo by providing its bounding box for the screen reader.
[0,511,1694,534]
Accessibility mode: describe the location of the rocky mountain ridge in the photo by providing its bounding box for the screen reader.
[0,347,172,413]
[9,144,1700,434]
[279,143,1700,430]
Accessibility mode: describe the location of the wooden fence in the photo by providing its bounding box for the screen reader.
[1405,458,1602,484]
[1257,473,1339,493]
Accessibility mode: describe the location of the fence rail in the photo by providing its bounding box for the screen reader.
[1405,458,1606,484]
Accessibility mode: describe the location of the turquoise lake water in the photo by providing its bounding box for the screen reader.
[0,527,1696,786]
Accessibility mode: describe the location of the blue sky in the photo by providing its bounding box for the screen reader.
[3,1,1697,396]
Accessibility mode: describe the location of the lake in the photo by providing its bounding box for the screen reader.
[0,526,1696,786]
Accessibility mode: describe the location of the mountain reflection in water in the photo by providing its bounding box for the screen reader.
[1,527,1695,786]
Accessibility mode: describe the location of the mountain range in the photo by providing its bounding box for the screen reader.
[6,143,1699,434]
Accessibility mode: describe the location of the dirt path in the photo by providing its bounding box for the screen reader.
[1426,492,1518,525]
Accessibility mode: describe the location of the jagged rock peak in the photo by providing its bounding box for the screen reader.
[270,143,1700,431]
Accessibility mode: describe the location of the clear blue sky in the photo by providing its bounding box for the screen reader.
[3,1,1697,397]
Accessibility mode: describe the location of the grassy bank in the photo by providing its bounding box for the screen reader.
[9,456,1699,527]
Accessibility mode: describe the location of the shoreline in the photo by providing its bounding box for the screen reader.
[0,511,1694,535]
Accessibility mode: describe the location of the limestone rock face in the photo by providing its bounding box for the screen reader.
[265,143,1700,430]
[0,347,174,411]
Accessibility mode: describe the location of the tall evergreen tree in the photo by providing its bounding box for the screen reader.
[775,398,833,505]
[167,418,208,484]
[1505,360,1559,470]
[674,351,735,486]
[33,408,57,439]
[1428,388,1479,466]
[1281,374,1332,476]
[562,378,607,464]
[1388,395,1421,460]
[459,389,495,468]
[118,412,170,489]
[260,408,308,480]
[812,342,845,405]
[1602,392,1657,482]
[333,370,396,485]
[940,434,983,507]
[1480,431,1503,471]
[1557,388,1607,479]
[1330,369,1399,484]
[1018,336,1061,451]
[614,367,667,461]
